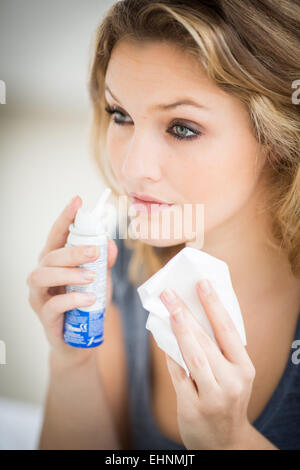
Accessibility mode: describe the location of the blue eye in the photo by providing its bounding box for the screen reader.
[105,106,131,124]
[104,105,202,141]
[169,124,199,141]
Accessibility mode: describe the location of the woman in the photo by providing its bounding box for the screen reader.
[27,0,300,449]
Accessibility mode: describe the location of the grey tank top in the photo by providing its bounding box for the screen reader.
[110,234,300,450]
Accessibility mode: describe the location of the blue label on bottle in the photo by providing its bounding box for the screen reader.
[63,308,105,348]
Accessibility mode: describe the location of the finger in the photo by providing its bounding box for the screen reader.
[40,291,96,328]
[39,195,82,261]
[165,353,199,405]
[40,239,117,270]
[196,279,250,366]
[168,293,233,385]
[28,284,50,314]
[40,244,99,267]
[107,239,118,269]
[160,288,220,396]
[27,266,97,288]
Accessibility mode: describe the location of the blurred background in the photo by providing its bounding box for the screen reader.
[0,0,116,449]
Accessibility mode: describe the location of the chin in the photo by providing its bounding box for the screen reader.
[137,236,187,248]
[127,216,191,247]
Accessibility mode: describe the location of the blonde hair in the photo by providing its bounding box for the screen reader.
[88,0,300,285]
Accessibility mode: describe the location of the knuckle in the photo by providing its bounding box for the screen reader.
[242,364,256,383]
[41,305,55,329]
[28,269,39,286]
[218,319,233,335]
[226,382,244,401]
[37,249,46,265]
[197,329,213,348]
[44,311,56,329]
[69,291,80,305]
[207,293,218,305]
[42,296,60,325]
[190,353,206,370]
[42,296,55,315]
[39,251,50,266]
[176,318,189,334]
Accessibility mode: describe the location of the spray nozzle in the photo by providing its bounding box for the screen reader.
[91,187,111,218]
[73,187,112,235]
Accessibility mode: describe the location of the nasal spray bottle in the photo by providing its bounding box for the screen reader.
[63,187,112,348]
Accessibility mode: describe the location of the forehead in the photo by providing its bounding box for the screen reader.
[105,40,227,107]
[107,39,202,78]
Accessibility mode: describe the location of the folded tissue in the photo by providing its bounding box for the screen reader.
[137,246,247,377]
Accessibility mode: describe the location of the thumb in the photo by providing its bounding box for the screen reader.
[39,195,82,262]
[107,238,118,269]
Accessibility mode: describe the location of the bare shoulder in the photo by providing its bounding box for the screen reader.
[96,301,132,450]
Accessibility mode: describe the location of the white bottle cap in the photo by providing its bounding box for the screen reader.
[73,187,112,235]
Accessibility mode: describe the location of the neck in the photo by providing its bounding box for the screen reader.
[186,189,300,318]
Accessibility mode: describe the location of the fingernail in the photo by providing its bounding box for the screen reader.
[171,306,184,323]
[162,288,178,304]
[68,196,77,208]
[81,270,97,280]
[197,279,211,295]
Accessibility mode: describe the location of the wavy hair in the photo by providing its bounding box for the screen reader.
[88,0,300,285]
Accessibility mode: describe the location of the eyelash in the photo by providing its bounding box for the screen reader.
[104,105,202,141]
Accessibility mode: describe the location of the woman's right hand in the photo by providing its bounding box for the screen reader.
[26,195,118,366]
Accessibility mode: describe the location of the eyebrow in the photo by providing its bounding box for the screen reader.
[104,85,209,111]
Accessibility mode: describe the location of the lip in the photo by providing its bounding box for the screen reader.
[128,192,174,215]
[129,192,171,204]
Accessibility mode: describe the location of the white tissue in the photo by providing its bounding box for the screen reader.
[137,246,247,377]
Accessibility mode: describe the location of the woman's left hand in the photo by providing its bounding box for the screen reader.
[160,279,256,450]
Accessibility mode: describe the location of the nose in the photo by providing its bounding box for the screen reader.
[121,128,162,182]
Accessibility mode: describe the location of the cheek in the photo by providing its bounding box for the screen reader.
[169,137,262,230]
[106,127,123,181]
